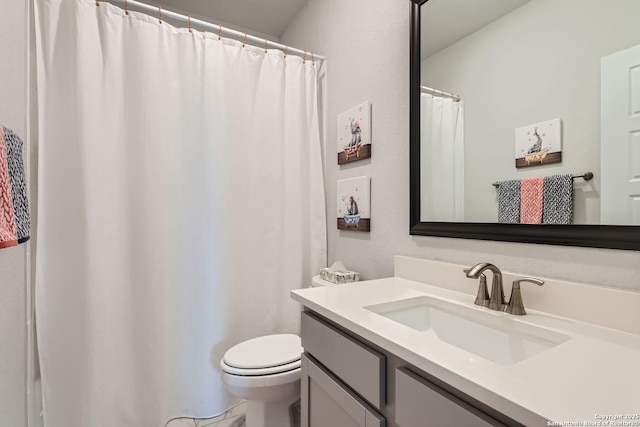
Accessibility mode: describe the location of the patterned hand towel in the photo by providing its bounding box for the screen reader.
[3,127,30,243]
[0,126,18,248]
[497,180,521,223]
[543,174,573,224]
[520,177,544,224]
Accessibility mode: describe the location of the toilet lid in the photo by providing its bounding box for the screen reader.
[223,334,302,370]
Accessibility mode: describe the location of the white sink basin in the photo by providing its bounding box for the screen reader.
[365,296,571,365]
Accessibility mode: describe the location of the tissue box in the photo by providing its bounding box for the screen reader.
[319,268,360,284]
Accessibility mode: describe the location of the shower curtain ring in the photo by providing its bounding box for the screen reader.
[264,38,268,53]
[303,50,307,63]
[188,15,192,32]
[158,6,162,23]
[124,0,129,15]
[242,32,247,48]
[96,0,99,6]
[284,45,288,58]
[218,24,222,40]
[311,52,315,65]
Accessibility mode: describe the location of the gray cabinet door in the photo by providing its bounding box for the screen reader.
[395,368,506,427]
[301,354,386,427]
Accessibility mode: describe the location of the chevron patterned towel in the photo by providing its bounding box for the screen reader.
[0,126,18,249]
[543,174,573,224]
[520,177,544,224]
[497,180,521,223]
[3,127,30,242]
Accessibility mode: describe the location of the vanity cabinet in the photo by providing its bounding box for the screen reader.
[301,311,385,408]
[300,310,520,427]
[301,354,385,427]
[395,368,503,427]
[301,311,386,426]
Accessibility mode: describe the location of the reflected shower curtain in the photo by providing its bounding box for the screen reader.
[420,95,465,221]
[34,0,326,426]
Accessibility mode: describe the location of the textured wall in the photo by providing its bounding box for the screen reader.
[281,0,640,291]
[0,0,28,425]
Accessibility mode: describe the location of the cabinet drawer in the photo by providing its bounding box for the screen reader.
[395,368,506,427]
[301,312,385,409]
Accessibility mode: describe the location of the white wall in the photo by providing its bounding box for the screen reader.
[281,0,640,291]
[0,0,28,425]
[421,0,640,224]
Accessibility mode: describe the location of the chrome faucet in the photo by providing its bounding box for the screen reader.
[462,269,489,307]
[465,263,505,311]
[505,277,544,315]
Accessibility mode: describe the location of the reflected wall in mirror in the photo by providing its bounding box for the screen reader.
[409,0,640,250]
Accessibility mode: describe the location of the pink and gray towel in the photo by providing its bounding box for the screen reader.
[520,177,544,224]
[0,125,30,249]
[497,174,573,224]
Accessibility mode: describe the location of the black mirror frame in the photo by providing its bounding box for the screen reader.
[409,0,640,250]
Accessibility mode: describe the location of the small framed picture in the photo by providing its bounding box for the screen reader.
[515,118,562,168]
[337,102,371,165]
[337,176,370,232]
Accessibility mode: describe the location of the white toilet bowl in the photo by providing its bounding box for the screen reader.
[220,334,303,427]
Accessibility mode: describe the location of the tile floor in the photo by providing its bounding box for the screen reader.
[164,399,300,427]
[165,402,246,427]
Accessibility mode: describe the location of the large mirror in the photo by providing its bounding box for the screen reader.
[410,0,640,250]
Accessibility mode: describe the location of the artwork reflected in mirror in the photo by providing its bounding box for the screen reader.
[419,0,640,226]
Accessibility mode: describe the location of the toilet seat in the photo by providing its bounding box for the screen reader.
[220,357,301,376]
[221,334,302,377]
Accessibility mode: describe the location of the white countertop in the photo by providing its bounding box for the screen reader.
[291,277,640,426]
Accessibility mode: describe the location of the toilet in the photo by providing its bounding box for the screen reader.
[220,276,331,426]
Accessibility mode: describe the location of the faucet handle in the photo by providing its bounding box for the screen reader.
[463,269,490,307]
[513,277,544,287]
[505,277,544,315]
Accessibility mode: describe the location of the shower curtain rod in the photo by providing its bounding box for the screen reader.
[98,0,326,61]
[421,85,461,101]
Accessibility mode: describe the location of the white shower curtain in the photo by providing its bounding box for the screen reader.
[420,94,465,221]
[33,0,326,426]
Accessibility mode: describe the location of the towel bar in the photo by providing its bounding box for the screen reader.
[492,172,593,188]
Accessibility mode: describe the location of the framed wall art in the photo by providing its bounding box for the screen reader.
[515,118,562,168]
[337,176,370,232]
[337,101,371,165]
